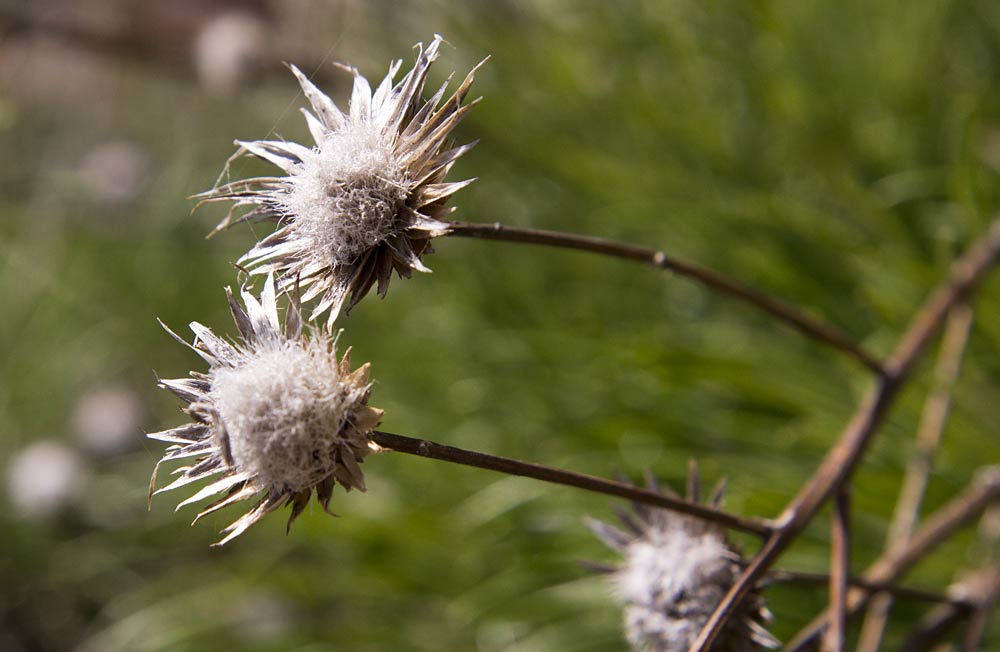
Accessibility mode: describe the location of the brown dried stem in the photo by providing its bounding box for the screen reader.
[902,601,975,652]
[857,303,974,652]
[445,220,884,375]
[763,570,973,608]
[962,564,1000,652]
[369,430,773,537]
[786,468,1000,651]
[689,218,1000,652]
[899,563,1000,652]
[823,488,851,652]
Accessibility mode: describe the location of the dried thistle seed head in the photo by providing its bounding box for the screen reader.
[586,468,778,652]
[195,34,485,326]
[148,275,384,545]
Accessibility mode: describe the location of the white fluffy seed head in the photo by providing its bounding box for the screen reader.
[615,517,738,652]
[589,474,779,652]
[616,523,734,606]
[282,127,409,268]
[210,338,369,493]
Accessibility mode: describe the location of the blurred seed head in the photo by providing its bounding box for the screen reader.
[980,502,1000,544]
[193,10,268,96]
[587,470,778,652]
[228,589,294,642]
[148,275,383,545]
[0,35,112,107]
[6,441,86,519]
[71,384,143,456]
[948,565,999,604]
[77,141,150,208]
[195,35,484,325]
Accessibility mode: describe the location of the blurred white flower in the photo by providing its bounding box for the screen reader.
[77,141,150,207]
[6,441,85,519]
[148,275,383,545]
[0,35,112,107]
[587,471,778,652]
[228,589,294,642]
[71,385,143,456]
[195,35,485,325]
[193,10,268,95]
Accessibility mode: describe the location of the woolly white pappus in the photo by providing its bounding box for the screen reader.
[148,276,383,545]
[587,470,779,652]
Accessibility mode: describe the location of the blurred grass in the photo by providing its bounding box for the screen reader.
[2,0,1000,650]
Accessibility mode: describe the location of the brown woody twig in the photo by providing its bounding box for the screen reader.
[898,563,1000,652]
[857,303,974,652]
[962,564,1000,652]
[823,488,851,652]
[763,570,973,608]
[786,468,1000,651]
[689,218,1000,652]
[369,430,773,536]
[902,564,1000,652]
[446,220,884,375]
[902,601,975,652]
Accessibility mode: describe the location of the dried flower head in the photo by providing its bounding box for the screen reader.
[148,276,383,545]
[586,468,778,652]
[195,35,485,325]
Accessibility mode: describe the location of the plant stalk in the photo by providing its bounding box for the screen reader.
[369,430,772,536]
[446,220,884,375]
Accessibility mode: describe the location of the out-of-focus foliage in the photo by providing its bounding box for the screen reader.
[1,1,999,650]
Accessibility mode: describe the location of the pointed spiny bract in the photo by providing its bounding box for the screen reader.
[195,35,485,326]
[587,469,779,652]
[148,275,384,545]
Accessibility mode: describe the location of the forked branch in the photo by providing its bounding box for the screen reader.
[857,303,974,652]
[688,217,1000,652]
[787,468,1000,651]
[961,564,1000,652]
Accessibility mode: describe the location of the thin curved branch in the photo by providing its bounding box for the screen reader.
[446,220,884,375]
[369,430,773,537]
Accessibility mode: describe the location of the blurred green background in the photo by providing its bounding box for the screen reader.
[2,0,1000,650]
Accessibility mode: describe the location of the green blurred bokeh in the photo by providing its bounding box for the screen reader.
[2,1,1000,650]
